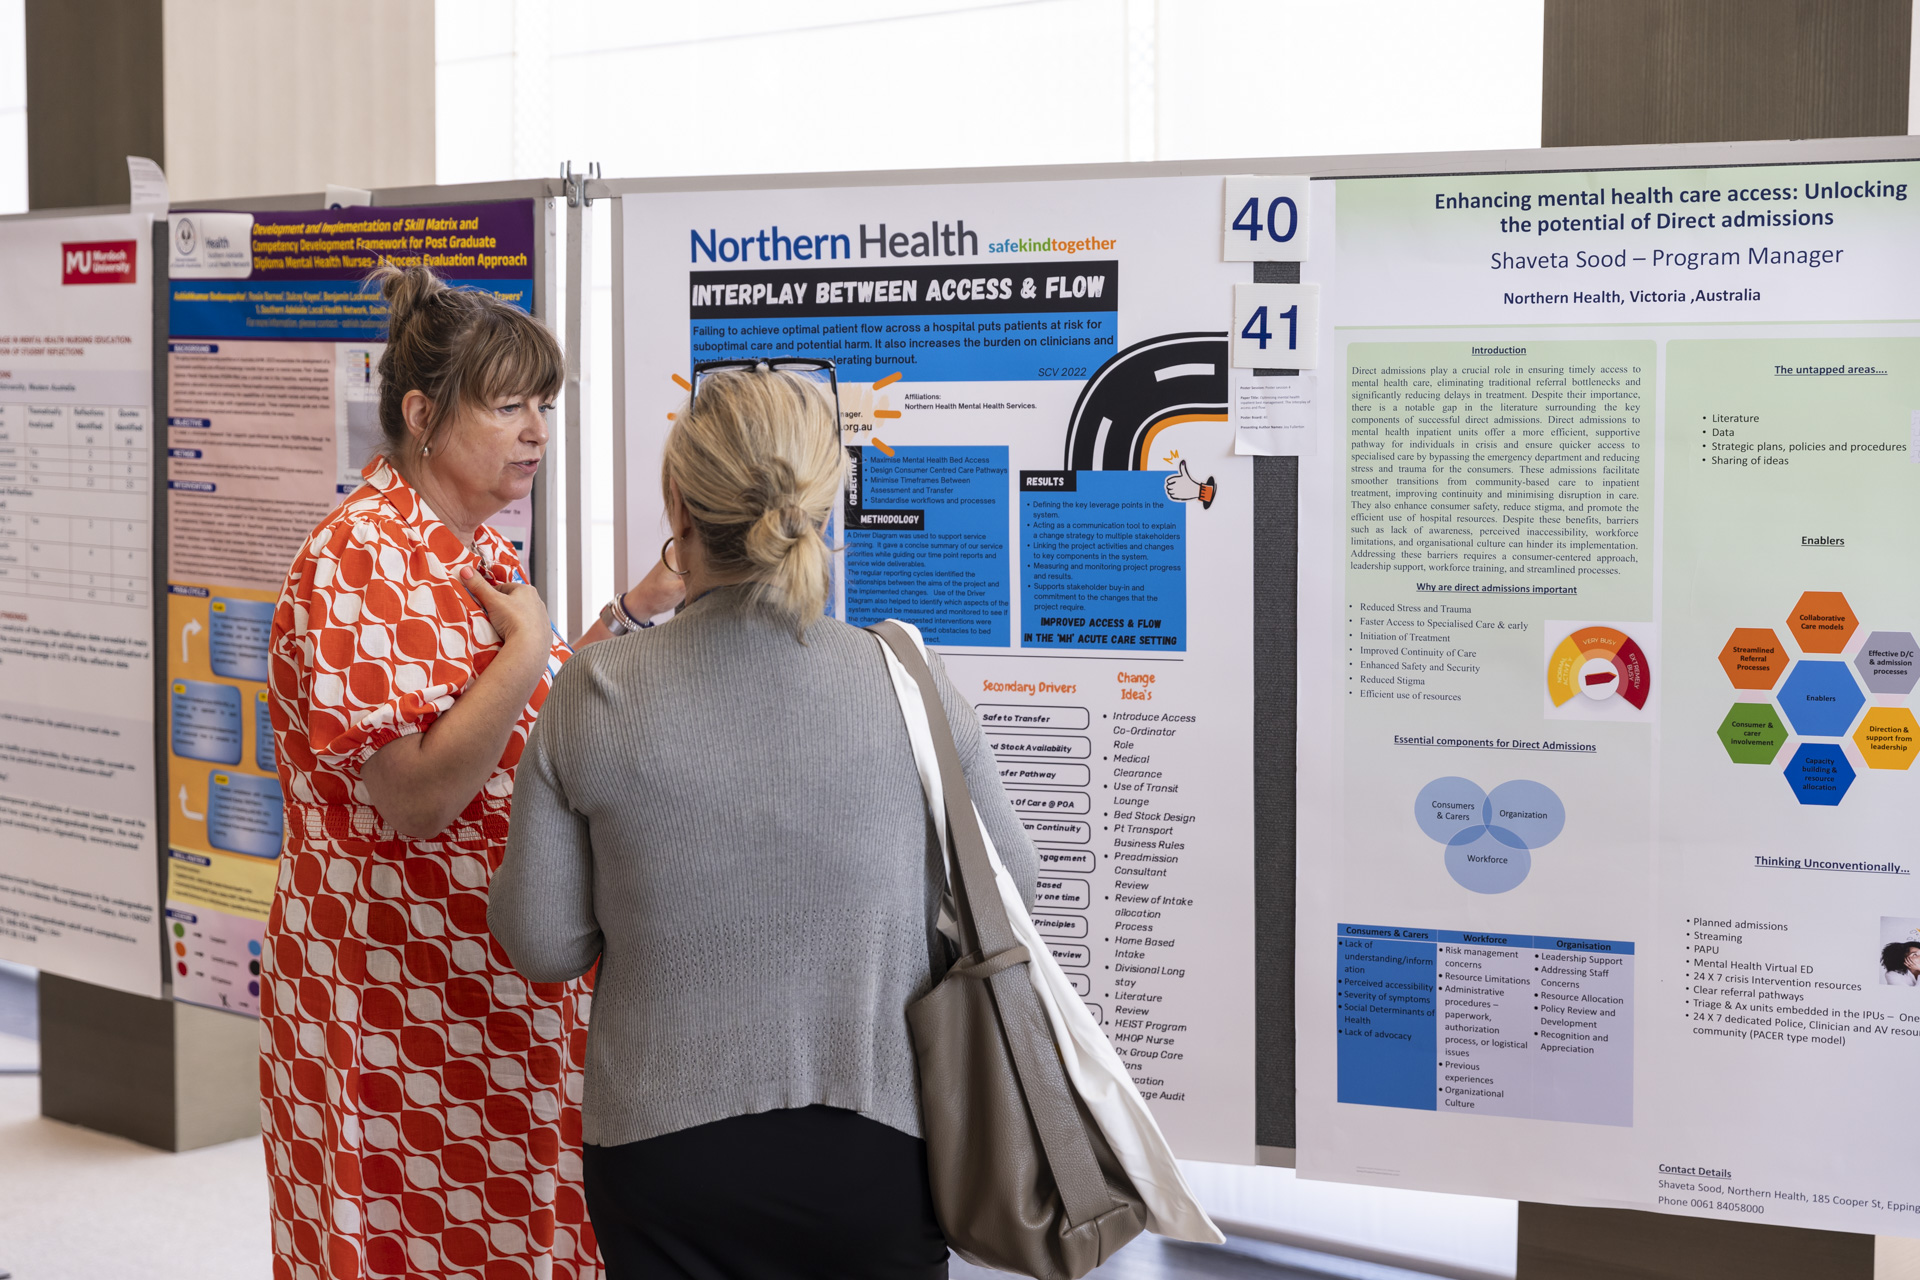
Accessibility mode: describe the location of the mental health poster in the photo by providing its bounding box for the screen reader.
[162,202,537,1013]
[619,176,1291,1162]
[1297,159,1920,1236]
[0,213,162,996]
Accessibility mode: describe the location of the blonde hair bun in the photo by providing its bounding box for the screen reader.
[663,369,843,635]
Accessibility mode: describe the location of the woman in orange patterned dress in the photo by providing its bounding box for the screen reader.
[261,264,682,1280]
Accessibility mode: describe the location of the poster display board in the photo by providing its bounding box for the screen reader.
[1298,157,1920,1235]
[0,213,162,997]
[618,176,1299,1162]
[161,201,538,1013]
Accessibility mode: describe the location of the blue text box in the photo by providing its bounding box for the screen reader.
[846,446,1010,646]
[254,690,276,773]
[1336,933,1437,1111]
[688,311,1115,382]
[171,680,242,765]
[209,597,274,681]
[1021,470,1185,651]
[172,279,532,342]
[207,771,284,859]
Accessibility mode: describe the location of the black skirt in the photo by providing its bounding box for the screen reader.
[582,1105,950,1280]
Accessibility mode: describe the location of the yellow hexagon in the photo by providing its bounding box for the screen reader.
[1853,707,1920,770]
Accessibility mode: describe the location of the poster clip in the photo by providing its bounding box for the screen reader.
[561,160,602,208]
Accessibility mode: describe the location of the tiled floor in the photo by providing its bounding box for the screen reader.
[0,967,1471,1279]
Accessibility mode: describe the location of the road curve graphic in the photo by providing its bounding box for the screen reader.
[1062,332,1229,471]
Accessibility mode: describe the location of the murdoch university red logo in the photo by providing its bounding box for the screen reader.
[62,240,138,284]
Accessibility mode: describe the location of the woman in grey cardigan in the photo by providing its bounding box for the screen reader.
[490,364,1038,1279]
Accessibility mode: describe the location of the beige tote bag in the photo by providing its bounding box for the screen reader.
[869,621,1221,1280]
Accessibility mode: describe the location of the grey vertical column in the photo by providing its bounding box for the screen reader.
[24,0,165,211]
[1519,3,1911,1274]
[1543,0,1910,147]
[24,20,258,1150]
[1251,258,1299,1160]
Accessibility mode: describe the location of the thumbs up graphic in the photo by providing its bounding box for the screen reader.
[1163,460,1217,509]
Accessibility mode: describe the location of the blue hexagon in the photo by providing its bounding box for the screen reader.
[1783,743,1856,806]
[1776,660,1865,737]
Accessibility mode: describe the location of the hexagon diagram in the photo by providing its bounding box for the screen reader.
[1786,591,1858,654]
[1719,628,1789,690]
[1776,659,1865,737]
[1718,703,1789,765]
[1784,743,1856,805]
[1854,631,1920,695]
[1854,707,1920,770]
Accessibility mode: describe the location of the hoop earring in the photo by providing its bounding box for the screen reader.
[661,537,689,577]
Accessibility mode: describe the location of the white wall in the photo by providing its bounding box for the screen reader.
[0,0,23,214]
[437,0,1545,614]
[437,0,1543,183]
[164,0,437,202]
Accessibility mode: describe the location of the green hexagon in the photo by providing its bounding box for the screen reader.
[1719,703,1789,764]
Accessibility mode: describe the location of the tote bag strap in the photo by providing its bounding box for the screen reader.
[869,621,1121,1230]
[870,620,1022,962]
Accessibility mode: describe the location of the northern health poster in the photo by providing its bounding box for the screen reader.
[162,202,537,1014]
[1297,159,1920,1236]
[620,177,1281,1162]
[0,213,161,997]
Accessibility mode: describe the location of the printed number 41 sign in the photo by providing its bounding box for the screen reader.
[1222,175,1311,261]
[1231,283,1319,370]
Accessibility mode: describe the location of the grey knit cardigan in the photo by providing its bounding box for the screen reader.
[490,585,1039,1147]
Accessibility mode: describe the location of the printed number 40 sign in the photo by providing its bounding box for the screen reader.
[1231,283,1319,370]
[1222,175,1311,261]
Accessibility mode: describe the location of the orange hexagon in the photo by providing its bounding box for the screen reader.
[1719,628,1788,690]
[1787,591,1858,654]
[1854,707,1919,770]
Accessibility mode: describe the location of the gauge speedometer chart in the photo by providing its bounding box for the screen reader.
[1548,625,1651,709]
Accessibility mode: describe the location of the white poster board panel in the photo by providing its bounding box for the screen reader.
[1299,158,1920,1236]
[0,213,161,997]
[619,174,1307,1162]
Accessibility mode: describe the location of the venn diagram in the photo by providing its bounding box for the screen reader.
[1414,776,1566,894]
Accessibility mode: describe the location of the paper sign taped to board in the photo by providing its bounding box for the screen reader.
[127,156,169,215]
[1230,282,1319,370]
[1222,175,1311,262]
[1232,371,1315,455]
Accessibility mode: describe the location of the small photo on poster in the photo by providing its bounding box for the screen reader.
[335,342,385,492]
[1879,917,1920,987]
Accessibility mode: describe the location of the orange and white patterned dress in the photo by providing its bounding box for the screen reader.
[261,458,599,1280]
